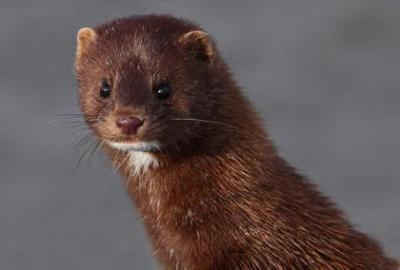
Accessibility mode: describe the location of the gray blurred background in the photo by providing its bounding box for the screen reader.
[0,0,399,269]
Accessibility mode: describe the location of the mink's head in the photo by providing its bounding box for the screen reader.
[75,15,236,158]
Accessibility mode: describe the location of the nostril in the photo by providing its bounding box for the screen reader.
[116,116,143,134]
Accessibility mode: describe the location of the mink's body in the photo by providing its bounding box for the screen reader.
[75,15,398,269]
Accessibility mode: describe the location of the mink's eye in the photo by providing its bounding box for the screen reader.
[100,80,111,98]
[156,84,171,100]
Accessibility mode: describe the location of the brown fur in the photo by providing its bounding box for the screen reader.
[76,27,97,68]
[76,15,398,269]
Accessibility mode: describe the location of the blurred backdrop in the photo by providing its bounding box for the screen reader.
[0,0,399,269]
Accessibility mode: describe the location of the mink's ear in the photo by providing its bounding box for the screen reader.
[75,27,97,69]
[179,30,214,62]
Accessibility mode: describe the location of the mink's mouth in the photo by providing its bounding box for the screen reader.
[107,140,160,153]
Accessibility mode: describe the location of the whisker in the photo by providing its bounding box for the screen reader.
[45,120,59,126]
[56,113,85,116]
[75,136,96,169]
[56,113,97,118]
[68,123,90,131]
[87,139,102,168]
[50,112,104,170]
[72,132,95,152]
[75,143,91,169]
[168,117,239,130]
[75,137,102,170]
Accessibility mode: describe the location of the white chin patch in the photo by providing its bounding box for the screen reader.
[107,141,160,175]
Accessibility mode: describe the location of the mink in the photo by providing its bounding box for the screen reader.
[75,15,398,269]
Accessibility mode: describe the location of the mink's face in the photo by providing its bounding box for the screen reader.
[75,18,218,156]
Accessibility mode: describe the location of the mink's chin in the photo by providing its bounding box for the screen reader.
[107,140,161,153]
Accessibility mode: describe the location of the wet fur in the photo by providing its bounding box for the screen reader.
[76,15,398,269]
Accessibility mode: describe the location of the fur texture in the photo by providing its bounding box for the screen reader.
[108,141,160,175]
[76,15,398,269]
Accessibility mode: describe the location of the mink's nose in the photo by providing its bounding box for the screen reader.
[116,116,143,135]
